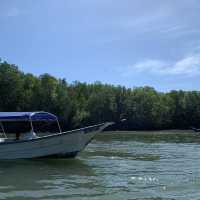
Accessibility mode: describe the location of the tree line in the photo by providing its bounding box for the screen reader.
[1,59,200,131]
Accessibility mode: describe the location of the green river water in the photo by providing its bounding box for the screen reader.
[0,131,200,200]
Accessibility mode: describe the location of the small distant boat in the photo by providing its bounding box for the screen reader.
[191,127,200,132]
[0,112,113,159]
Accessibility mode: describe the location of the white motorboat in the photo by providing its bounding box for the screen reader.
[0,112,113,159]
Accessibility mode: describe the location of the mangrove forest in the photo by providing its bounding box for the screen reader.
[1,59,200,131]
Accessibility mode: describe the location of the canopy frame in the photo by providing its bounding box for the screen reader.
[0,112,58,122]
[0,111,62,137]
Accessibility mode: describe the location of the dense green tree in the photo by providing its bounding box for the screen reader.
[0,62,24,111]
[182,91,200,128]
[1,59,200,130]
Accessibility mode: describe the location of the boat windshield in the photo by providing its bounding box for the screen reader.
[32,120,61,136]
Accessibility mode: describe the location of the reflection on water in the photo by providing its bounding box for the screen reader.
[0,131,200,199]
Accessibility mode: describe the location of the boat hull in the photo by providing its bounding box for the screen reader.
[0,123,111,159]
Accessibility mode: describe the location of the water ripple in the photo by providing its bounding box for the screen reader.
[0,131,200,199]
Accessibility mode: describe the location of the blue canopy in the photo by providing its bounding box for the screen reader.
[0,112,58,121]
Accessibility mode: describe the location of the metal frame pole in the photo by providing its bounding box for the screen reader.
[29,117,34,132]
[56,118,62,134]
[0,122,7,138]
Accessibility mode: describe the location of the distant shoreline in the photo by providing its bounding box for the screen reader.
[103,130,197,135]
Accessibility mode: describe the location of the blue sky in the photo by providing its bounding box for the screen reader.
[0,0,200,91]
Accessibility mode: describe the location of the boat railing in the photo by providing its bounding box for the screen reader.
[0,121,112,142]
[61,122,112,135]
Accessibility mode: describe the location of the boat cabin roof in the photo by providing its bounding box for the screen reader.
[0,112,58,122]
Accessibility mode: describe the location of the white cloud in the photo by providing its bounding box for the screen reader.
[6,8,20,17]
[0,7,26,18]
[124,54,200,76]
